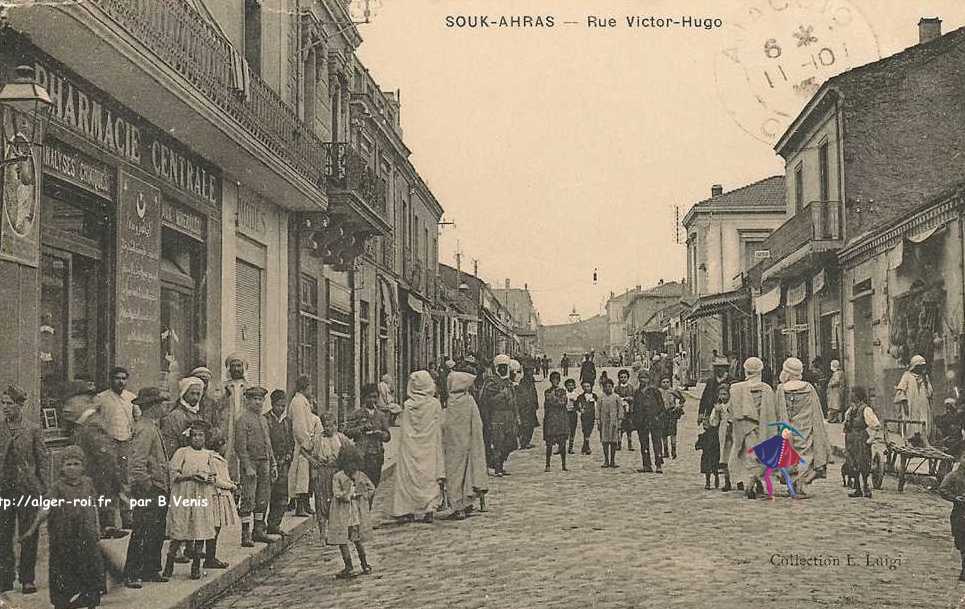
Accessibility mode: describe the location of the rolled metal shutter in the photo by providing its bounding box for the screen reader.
[235,259,263,385]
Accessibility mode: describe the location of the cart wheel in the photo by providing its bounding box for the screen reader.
[871,454,884,490]
[897,456,907,492]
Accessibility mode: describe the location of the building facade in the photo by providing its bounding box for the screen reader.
[492,280,541,357]
[682,178,786,380]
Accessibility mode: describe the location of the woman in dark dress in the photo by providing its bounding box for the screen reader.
[543,372,570,472]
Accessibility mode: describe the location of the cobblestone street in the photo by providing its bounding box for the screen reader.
[208,372,965,609]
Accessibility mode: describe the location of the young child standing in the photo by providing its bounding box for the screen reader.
[327,445,375,579]
[939,450,965,581]
[659,377,685,459]
[598,378,623,468]
[575,381,597,455]
[205,443,237,569]
[542,372,570,472]
[20,445,104,609]
[615,369,634,450]
[164,420,217,580]
[563,378,579,454]
[698,385,729,490]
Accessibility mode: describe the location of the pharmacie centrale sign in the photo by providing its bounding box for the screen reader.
[33,60,221,207]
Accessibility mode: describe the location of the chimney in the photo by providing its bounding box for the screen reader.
[505,278,510,289]
[711,184,723,197]
[919,17,941,44]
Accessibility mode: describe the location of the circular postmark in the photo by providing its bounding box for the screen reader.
[715,0,881,145]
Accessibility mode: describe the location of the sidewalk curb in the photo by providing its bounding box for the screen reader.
[165,517,317,609]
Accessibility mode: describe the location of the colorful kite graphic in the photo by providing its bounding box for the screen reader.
[747,422,807,499]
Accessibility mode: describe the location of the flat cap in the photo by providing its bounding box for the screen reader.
[244,386,268,399]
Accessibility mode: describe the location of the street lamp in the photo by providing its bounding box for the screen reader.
[0,65,52,168]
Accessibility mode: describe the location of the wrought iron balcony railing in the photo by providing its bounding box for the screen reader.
[93,0,326,187]
[755,200,843,271]
[322,142,387,215]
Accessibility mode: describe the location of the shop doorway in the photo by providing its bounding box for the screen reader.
[853,294,874,394]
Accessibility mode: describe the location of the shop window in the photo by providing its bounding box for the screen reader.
[40,185,107,442]
[328,282,354,423]
[160,228,202,397]
[298,274,320,398]
[360,301,370,386]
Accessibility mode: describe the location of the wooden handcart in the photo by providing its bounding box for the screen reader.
[879,419,955,492]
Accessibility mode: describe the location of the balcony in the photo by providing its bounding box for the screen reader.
[751,200,844,284]
[7,0,328,208]
[322,143,387,218]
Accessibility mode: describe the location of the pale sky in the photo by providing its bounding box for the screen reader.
[356,0,965,324]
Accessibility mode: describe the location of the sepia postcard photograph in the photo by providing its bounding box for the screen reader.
[0,0,965,607]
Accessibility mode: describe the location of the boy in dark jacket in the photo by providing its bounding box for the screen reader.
[265,390,294,537]
[235,386,278,546]
[632,373,666,473]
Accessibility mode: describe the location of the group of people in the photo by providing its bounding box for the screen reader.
[0,353,400,608]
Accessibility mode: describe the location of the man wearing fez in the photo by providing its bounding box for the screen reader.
[61,381,128,539]
[221,354,249,483]
[265,390,294,537]
[0,385,48,594]
[235,386,278,546]
[124,387,171,589]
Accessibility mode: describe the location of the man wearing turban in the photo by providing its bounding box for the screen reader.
[894,354,934,445]
[220,353,249,483]
[724,357,784,498]
[161,377,206,462]
[775,357,832,496]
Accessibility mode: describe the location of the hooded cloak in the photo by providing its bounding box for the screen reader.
[442,372,488,511]
[391,371,445,517]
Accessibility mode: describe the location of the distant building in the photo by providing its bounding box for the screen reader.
[492,279,542,357]
[682,177,787,380]
[606,287,642,359]
[624,281,688,358]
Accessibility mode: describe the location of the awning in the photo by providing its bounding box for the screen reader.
[907,224,945,244]
[407,293,424,314]
[687,289,750,320]
[755,285,782,314]
[379,278,396,315]
[812,269,826,295]
[787,281,808,307]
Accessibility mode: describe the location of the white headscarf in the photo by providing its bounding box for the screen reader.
[178,376,204,413]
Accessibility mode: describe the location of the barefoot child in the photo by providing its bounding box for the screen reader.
[163,420,217,580]
[20,445,104,609]
[327,445,375,579]
[939,450,965,581]
[699,384,729,490]
[563,378,579,454]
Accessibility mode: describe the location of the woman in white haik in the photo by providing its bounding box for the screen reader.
[391,371,445,524]
[775,357,832,497]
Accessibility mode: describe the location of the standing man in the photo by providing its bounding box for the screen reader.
[561,353,570,377]
[62,381,126,539]
[344,384,392,493]
[0,385,48,594]
[580,353,597,388]
[221,354,249,485]
[265,390,294,537]
[124,387,171,588]
[161,377,206,460]
[479,355,519,476]
[287,375,315,517]
[97,366,136,530]
[516,364,540,449]
[632,373,666,473]
[895,354,935,445]
[235,386,278,546]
